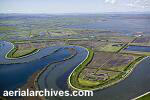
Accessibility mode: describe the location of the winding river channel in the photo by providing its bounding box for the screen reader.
[0,41,150,100]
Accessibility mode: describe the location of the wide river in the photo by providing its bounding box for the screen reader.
[0,41,150,100]
[0,41,84,95]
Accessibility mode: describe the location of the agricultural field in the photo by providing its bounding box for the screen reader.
[96,36,135,43]
[129,36,150,46]
[76,52,138,89]
[97,43,124,52]
[122,36,150,56]
[0,14,149,100]
[0,14,120,41]
[86,52,114,69]
[101,54,136,71]
[67,36,133,52]
[7,43,39,58]
[67,40,108,50]
[6,40,69,58]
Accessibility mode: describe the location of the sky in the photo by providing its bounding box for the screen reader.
[0,0,150,14]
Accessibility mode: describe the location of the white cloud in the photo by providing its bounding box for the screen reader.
[105,0,150,8]
[105,0,116,4]
[128,0,150,8]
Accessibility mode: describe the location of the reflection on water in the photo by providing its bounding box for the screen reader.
[0,46,73,95]
[0,41,150,100]
[54,57,150,100]
[64,14,150,35]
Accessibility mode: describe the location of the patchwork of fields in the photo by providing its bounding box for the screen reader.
[0,14,150,100]
[68,36,150,90]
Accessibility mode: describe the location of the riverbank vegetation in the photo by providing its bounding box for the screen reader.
[69,48,94,90]
[1,14,150,100]
[136,92,150,100]
[68,36,146,90]
[69,51,144,90]
[7,43,39,58]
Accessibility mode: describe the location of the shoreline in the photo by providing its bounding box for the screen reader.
[24,47,78,99]
[1,44,148,99]
[34,47,78,89]
[0,43,62,65]
[68,52,146,91]
[19,47,77,100]
[132,91,150,100]
[5,42,40,60]
[68,47,90,91]
[21,71,43,100]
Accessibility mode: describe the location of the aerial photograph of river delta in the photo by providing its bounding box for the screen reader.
[0,0,150,100]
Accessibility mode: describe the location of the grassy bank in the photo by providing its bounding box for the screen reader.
[137,95,150,100]
[137,94,150,100]
[133,92,150,100]
[7,45,39,58]
[68,48,94,90]
[68,52,144,90]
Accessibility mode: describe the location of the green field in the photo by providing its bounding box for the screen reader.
[99,43,124,52]
[68,46,144,90]
[137,93,150,100]
[7,44,39,58]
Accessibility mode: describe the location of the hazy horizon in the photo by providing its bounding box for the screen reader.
[0,11,150,15]
[0,0,150,14]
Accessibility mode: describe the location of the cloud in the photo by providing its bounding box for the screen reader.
[127,0,150,8]
[105,0,116,4]
[105,0,150,8]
